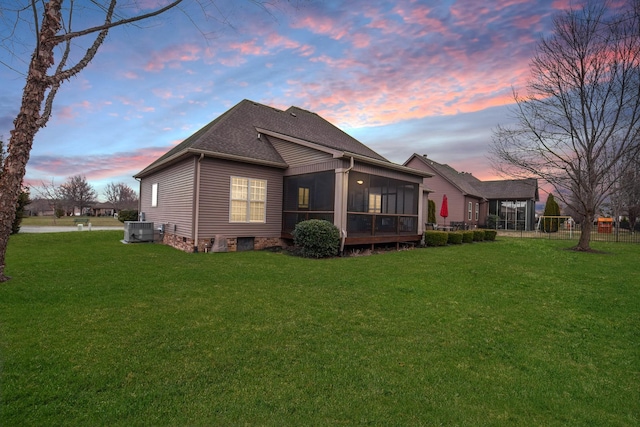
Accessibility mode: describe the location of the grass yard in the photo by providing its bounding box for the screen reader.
[1,232,638,426]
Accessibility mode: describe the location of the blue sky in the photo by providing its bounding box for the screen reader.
[0,0,574,200]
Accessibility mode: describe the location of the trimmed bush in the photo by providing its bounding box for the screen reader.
[483,229,497,241]
[462,231,474,243]
[117,209,139,223]
[293,219,340,258]
[473,230,485,241]
[447,232,463,245]
[425,231,449,247]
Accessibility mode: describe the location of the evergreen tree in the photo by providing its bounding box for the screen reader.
[428,199,436,224]
[543,193,561,232]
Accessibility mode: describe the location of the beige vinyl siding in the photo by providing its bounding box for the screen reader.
[139,158,195,237]
[352,163,423,184]
[285,159,344,176]
[269,136,333,166]
[197,158,283,239]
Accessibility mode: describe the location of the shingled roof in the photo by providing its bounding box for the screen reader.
[136,99,389,177]
[475,179,538,199]
[406,154,539,201]
[407,155,485,198]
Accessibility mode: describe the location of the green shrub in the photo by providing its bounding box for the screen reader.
[117,210,139,223]
[424,231,449,247]
[486,214,500,229]
[462,231,474,243]
[473,230,485,241]
[428,199,436,224]
[447,232,463,244]
[483,229,497,241]
[293,219,340,258]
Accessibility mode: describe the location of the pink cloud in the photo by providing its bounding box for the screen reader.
[152,88,184,100]
[293,15,347,39]
[228,40,266,56]
[144,44,201,72]
[395,4,449,35]
[123,71,139,79]
[27,146,174,182]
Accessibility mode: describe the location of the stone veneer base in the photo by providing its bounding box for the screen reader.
[161,233,286,253]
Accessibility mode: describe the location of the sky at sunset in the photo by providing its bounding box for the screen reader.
[0,0,576,200]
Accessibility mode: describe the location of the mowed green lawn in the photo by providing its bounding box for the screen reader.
[1,232,638,426]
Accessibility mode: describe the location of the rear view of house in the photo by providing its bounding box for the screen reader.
[135,100,432,252]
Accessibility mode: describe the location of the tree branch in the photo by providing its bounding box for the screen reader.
[50,0,184,44]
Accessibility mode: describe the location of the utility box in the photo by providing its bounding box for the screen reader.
[124,221,155,242]
[597,217,613,234]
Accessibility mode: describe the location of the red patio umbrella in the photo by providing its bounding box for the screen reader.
[440,194,449,227]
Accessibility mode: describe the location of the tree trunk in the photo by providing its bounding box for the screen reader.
[575,213,594,251]
[0,0,62,282]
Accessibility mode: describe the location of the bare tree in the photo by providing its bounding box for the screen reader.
[0,0,296,281]
[104,182,138,211]
[59,175,97,215]
[33,178,64,221]
[490,0,640,251]
[1,138,30,233]
[0,0,187,281]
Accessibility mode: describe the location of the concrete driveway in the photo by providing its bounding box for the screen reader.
[19,226,124,233]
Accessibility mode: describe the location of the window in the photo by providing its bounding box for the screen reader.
[368,193,382,213]
[475,203,479,221]
[230,177,266,223]
[468,202,472,220]
[151,183,158,207]
[298,187,310,209]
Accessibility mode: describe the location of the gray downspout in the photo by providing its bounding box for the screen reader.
[193,153,204,252]
[135,177,141,219]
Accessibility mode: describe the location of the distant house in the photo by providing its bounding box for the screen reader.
[134,100,432,252]
[24,198,55,216]
[404,154,539,230]
[90,202,116,217]
[90,201,137,217]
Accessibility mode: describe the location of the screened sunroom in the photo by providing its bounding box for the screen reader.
[282,167,424,246]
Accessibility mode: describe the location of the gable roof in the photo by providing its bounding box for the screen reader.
[136,99,392,177]
[405,153,539,201]
[406,154,485,198]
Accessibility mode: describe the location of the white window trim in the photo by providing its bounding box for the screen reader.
[468,201,472,221]
[151,183,158,207]
[475,202,479,221]
[229,176,267,223]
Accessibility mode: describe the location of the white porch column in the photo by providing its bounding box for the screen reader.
[334,168,348,237]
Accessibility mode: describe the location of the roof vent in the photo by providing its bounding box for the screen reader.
[290,112,297,117]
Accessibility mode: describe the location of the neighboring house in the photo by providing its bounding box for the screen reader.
[90,201,137,217]
[90,202,116,217]
[404,154,539,230]
[134,100,433,252]
[24,198,55,216]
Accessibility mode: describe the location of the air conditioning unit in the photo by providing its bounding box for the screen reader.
[124,221,155,243]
